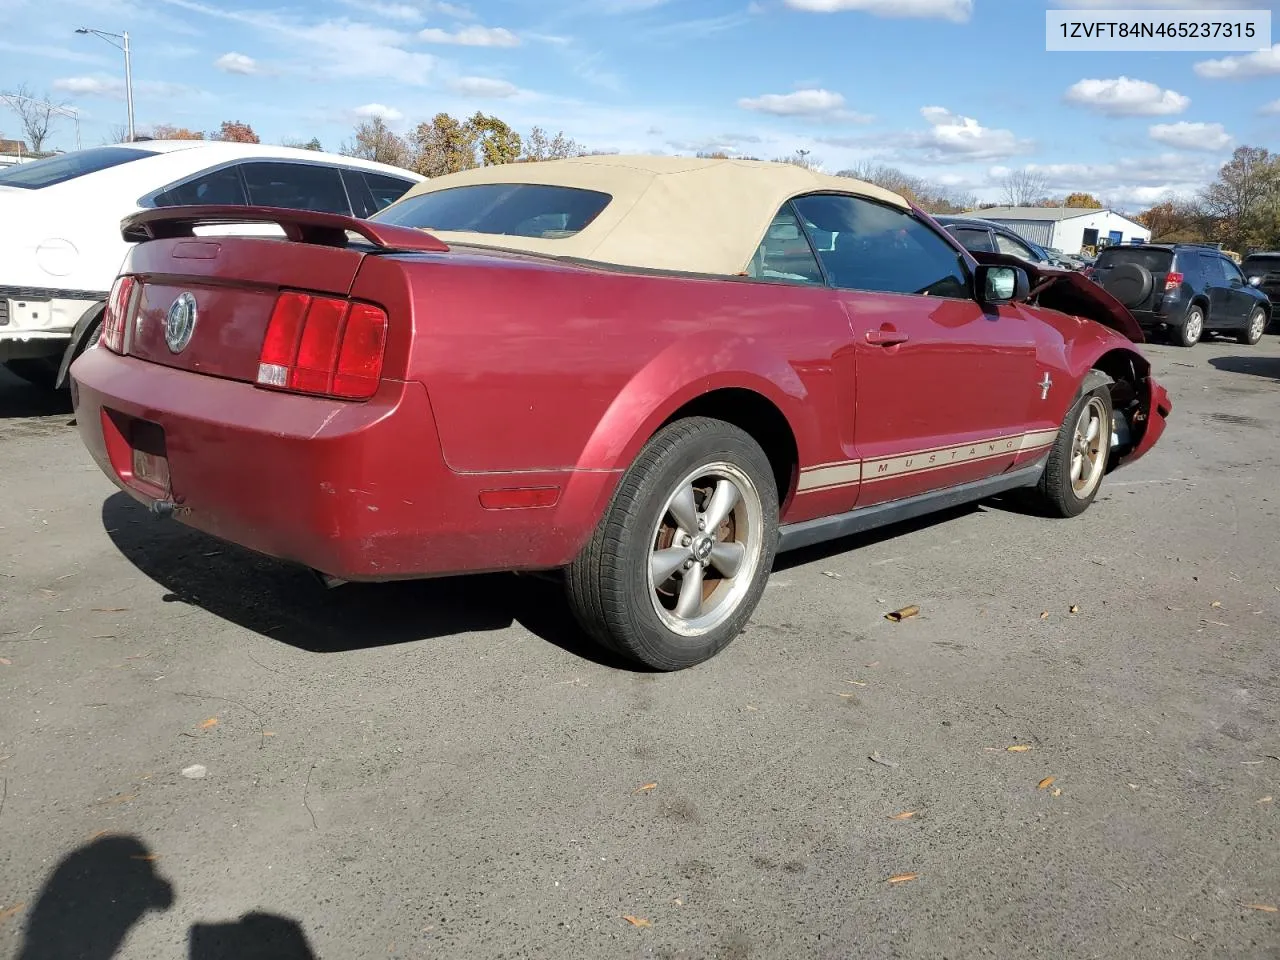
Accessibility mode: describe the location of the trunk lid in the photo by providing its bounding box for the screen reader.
[117,205,448,383]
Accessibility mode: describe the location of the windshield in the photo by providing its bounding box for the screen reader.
[372,183,611,239]
[0,146,156,189]
[1095,247,1173,272]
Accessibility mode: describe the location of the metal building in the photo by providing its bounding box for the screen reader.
[966,206,1151,256]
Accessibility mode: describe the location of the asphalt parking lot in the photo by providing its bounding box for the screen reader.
[2,338,1278,960]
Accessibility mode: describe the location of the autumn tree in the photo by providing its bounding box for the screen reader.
[1063,192,1102,208]
[999,168,1049,207]
[152,123,204,140]
[470,112,521,166]
[0,83,65,152]
[211,120,259,143]
[1200,145,1280,251]
[282,136,322,151]
[340,117,409,167]
[1137,197,1212,243]
[837,162,975,215]
[410,112,477,177]
[521,126,582,162]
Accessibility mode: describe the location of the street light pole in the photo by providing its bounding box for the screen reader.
[75,27,134,142]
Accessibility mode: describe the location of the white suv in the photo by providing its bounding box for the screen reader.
[0,140,423,389]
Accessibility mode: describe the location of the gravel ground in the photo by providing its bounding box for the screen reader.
[1,337,1278,960]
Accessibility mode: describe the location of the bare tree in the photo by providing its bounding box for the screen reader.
[999,168,1049,207]
[1,83,67,152]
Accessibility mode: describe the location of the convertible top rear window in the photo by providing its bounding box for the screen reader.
[0,146,156,189]
[371,183,611,239]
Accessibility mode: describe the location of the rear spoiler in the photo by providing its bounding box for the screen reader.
[120,204,450,253]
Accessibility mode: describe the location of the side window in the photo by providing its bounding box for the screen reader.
[153,166,247,206]
[950,226,995,253]
[994,231,1035,260]
[364,173,414,211]
[744,206,824,284]
[791,193,969,299]
[1200,252,1226,284]
[341,169,378,219]
[1222,257,1246,284]
[241,162,351,215]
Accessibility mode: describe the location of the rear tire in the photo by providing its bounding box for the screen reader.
[1238,307,1267,346]
[565,417,779,671]
[3,358,60,390]
[1030,381,1114,519]
[1176,305,1204,348]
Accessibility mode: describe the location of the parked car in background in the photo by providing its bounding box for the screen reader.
[932,215,1065,268]
[1090,242,1271,347]
[1242,251,1280,315]
[70,155,1170,671]
[0,140,422,390]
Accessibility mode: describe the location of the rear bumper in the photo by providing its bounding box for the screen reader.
[70,348,616,580]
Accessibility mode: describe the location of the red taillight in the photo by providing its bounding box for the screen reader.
[100,276,136,354]
[1164,271,1183,291]
[256,291,388,400]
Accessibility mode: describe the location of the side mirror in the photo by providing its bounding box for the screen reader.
[976,264,1029,304]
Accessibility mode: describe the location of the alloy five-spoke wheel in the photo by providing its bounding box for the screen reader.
[566,416,779,671]
[1239,308,1267,346]
[1069,396,1108,499]
[647,462,764,636]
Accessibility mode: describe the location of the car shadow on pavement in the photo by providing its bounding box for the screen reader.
[15,834,317,960]
[100,493,638,670]
[1208,354,1280,381]
[0,369,73,420]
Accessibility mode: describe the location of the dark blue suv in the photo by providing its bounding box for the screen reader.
[1090,243,1272,347]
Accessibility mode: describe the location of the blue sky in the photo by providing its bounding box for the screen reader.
[2,0,1279,209]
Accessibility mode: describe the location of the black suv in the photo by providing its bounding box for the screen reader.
[1242,252,1280,305]
[1090,243,1272,347]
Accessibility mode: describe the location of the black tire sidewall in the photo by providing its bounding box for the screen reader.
[600,421,779,670]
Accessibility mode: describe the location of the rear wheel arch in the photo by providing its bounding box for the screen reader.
[55,300,108,389]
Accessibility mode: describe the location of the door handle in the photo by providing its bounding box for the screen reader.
[866,326,909,346]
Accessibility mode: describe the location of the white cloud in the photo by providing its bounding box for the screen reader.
[914,106,1027,161]
[353,102,403,121]
[0,40,108,65]
[1149,121,1232,151]
[433,1,476,16]
[1064,77,1188,116]
[1195,44,1280,80]
[1262,98,1280,115]
[338,0,424,22]
[53,75,197,100]
[418,24,519,46]
[737,88,873,122]
[214,51,258,75]
[155,0,439,85]
[449,76,520,98]
[987,153,1219,208]
[782,0,971,21]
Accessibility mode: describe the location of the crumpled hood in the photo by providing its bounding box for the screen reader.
[968,250,1145,343]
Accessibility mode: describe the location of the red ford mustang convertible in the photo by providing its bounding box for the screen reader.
[70,156,1171,670]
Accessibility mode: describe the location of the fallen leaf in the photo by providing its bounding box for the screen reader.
[889,811,916,820]
[1039,611,1050,620]
[865,661,881,668]
[96,793,136,806]
[0,903,24,924]
[199,717,218,730]
[1051,788,1063,797]
[822,571,843,580]
[1068,605,1080,614]
[1211,600,1222,608]
[1038,776,1056,790]
[181,764,207,780]
[0,658,10,666]
[869,751,899,768]
[263,731,276,737]
[887,873,919,884]
[844,679,867,686]
[1257,796,1273,804]
[92,607,128,613]
[622,915,652,927]
[1007,745,1032,753]
[1243,904,1278,913]
[672,898,683,906]
[744,706,758,711]
[130,854,160,862]
[838,693,857,698]
[885,605,920,622]
[633,782,657,794]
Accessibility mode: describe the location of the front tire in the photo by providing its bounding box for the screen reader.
[1031,382,1114,519]
[1238,307,1267,346]
[1176,305,1204,347]
[566,417,779,671]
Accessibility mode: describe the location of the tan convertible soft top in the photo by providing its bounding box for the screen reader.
[382,154,911,276]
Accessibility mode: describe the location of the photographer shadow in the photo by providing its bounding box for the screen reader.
[15,834,316,960]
